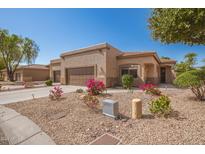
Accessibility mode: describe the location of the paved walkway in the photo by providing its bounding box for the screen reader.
[0,105,55,145]
[0,85,85,105]
[0,84,176,105]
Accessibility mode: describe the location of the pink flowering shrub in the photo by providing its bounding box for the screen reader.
[49,86,63,100]
[139,83,155,91]
[139,83,161,96]
[86,79,106,95]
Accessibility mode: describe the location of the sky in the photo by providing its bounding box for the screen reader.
[0,8,205,66]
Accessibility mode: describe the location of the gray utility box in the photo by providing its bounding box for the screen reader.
[102,99,119,118]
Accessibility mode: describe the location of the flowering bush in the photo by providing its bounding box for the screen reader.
[49,86,63,100]
[139,83,161,96]
[139,83,155,91]
[86,79,106,95]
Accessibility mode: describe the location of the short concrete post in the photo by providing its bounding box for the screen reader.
[132,98,142,119]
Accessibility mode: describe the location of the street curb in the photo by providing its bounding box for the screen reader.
[0,105,55,145]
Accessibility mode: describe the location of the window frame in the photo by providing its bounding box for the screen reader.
[120,67,138,79]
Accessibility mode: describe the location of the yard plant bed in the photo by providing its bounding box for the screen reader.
[4,88,205,144]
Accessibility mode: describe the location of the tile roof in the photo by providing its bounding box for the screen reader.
[117,51,156,57]
[160,58,176,64]
[60,43,116,57]
[50,58,61,64]
[18,64,49,69]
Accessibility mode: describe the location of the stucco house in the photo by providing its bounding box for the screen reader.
[1,64,50,82]
[50,43,176,87]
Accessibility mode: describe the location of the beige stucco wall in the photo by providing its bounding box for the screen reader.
[50,63,61,81]
[106,47,121,86]
[117,56,160,85]
[61,49,107,85]
[165,66,176,83]
[14,70,23,81]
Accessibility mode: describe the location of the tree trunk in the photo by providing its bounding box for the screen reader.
[191,87,205,101]
[7,70,14,81]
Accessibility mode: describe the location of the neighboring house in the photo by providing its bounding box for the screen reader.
[1,64,49,82]
[50,43,176,87]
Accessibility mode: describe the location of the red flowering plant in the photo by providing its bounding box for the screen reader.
[139,83,161,96]
[86,79,106,95]
[49,86,64,100]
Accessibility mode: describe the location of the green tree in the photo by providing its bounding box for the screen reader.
[174,70,205,101]
[149,9,205,45]
[175,52,197,76]
[0,29,39,81]
[184,52,197,68]
[0,57,5,70]
[161,56,170,59]
[201,59,205,70]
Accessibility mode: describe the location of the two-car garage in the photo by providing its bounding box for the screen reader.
[66,66,95,86]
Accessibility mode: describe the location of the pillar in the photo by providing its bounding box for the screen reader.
[132,98,142,119]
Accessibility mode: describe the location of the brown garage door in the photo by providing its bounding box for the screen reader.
[67,66,94,86]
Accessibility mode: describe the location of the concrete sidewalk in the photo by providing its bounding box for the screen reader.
[0,105,55,145]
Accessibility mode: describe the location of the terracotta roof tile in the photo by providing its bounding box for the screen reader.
[17,64,49,70]
[117,51,156,57]
[160,58,176,64]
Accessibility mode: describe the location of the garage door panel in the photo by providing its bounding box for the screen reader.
[67,66,94,86]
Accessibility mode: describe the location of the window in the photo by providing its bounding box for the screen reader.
[129,69,138,78]
[121,68,138,78]
[121,69,129,76]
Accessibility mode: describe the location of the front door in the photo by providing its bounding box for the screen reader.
[53,70,61,82]
[160,67,166,83]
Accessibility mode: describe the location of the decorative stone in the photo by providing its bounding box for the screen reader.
[48,112,67,121]
[79,94,86,100]
[102,99,119,119]
[132,98,142,119]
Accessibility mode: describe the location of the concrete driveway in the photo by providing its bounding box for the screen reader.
[0,85,85,105]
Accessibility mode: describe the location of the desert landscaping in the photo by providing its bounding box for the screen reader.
[4,87,205,145]
[1,8,205,147]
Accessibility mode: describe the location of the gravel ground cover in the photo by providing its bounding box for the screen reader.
[4,88,205,145]
[0,128,9,145]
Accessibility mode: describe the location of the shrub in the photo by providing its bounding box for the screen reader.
[86,79,106,95]
[49,86,63,100]
[82,94,99,109]
[139,83,161,96]
[174,70,205,101]
[45,80,53,86]
[76,88,84,93]
[149,95,171,117]
[122,74,134,89]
